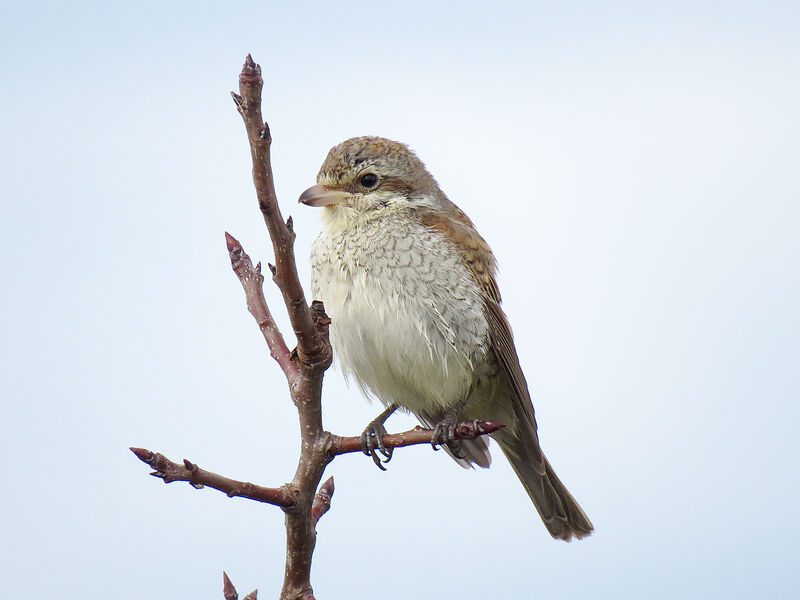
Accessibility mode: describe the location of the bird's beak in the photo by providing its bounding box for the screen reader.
[298,184,350,207]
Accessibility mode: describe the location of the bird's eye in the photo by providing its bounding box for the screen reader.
[360,173,379,188]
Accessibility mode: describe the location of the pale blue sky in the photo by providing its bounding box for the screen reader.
[1,2,798,598]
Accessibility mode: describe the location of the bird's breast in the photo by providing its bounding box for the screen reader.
[310,213,490,414]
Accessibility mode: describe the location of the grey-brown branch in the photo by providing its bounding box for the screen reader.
[231,56,332,599]
[230,56,325,369]
[225,232,293,376]
[130,417,503,504]
[329,420,504,455]
[130,447,293,508]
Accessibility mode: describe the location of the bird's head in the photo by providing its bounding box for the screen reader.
[299,136,443,216]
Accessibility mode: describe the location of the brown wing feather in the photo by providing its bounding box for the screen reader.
[417,203,501,303]
[417,202,543,470]
[417,201,593,540]
[484,301,545,472]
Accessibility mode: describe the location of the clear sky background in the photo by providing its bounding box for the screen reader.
[1,1,798,598]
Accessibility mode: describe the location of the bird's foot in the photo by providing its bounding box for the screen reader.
[431,410,467,459]
[360,419,392,470]
[360,404,398,471]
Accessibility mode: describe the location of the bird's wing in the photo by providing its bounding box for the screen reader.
[417,203,501,303]
[418,202,545,473]
[484,300,545,472]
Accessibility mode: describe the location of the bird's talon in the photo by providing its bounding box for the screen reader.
[430,411,466,457]
[370,449,387,471]
[360,417,393,470]
[375,433,393,461]
[430,423,445,450]
[360,430,372,456]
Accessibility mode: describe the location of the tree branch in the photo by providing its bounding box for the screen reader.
[130,447,292,508]
[232,54,333,600]
[231,55,324,368]
[329,420,505,456]
[225,232,293,377]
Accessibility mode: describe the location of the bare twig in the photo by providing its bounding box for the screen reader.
[129,419,501,508]
[329,420,505,456]
[223,572,238,600]
[130,448,292,508]
[225,232,293,376]
[233,53,332,600]
[223,572,258,600]
[232,54,325,368]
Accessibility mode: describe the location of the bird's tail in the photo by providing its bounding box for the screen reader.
[495,431,594,541]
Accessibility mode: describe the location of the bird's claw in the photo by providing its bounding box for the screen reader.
[361,419,393,471]
[431,415,466,459]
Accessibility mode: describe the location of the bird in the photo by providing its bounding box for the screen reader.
[299,136,593,541]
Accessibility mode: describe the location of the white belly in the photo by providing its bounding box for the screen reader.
[310,213,489,416]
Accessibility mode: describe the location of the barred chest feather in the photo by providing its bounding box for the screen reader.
[310,208,491,415]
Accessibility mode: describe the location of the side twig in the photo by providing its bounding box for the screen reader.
[130,418,503,507]
[329,420,505,456]
[230,56,324,367]
[129,447,292,508]
[225,232,293,376]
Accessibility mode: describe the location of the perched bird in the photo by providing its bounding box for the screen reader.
[299,136,593,541]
